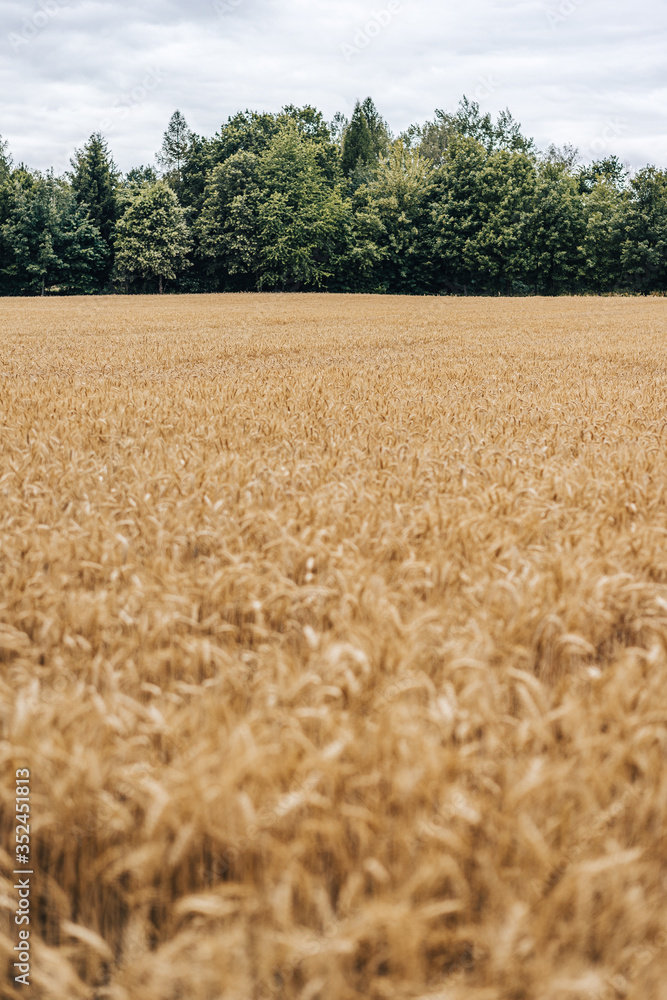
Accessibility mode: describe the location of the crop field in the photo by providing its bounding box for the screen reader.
[2,293,667,1000]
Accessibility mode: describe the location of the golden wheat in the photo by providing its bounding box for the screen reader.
[1,294,667,1000]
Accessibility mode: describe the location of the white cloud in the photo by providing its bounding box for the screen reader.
[0,0,665,173]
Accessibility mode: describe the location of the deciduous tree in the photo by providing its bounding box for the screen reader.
[199,123,350,290]
[114,181,192,293]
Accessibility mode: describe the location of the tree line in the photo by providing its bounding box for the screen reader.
[0,97,665,296]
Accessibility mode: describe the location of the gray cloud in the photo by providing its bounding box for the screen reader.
[0,0,665,173]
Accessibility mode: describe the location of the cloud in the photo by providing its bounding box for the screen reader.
[0,0,665,173]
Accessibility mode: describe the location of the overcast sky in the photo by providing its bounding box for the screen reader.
[1,0,665,175]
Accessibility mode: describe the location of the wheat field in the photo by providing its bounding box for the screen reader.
[2,294,667,1000]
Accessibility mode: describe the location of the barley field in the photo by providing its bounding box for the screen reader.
[2,294,667,1000]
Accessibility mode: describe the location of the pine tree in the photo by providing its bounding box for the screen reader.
[157,111,192,194]
[360,98,390,159]
[70,133,118,243]
[341,102,374,177]
[70,133,119,287]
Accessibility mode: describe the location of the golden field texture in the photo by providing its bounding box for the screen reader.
[2,293,667,1000]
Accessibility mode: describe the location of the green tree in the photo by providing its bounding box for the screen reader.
[329,111,348,145]
[256,125,349,289]
[521,157,586,294]
[70,132,119,286]
[181,106,343,291]
[1,172,106,295]
[620,167,667,293]
[197,150,262,288]
[0,160,29,294]
[179,134,214,217]
[544,143,580,171]
[124,165,158,188]
[578,171,626,292]
[198,123,350,290]
[430,136,538,294]
[207,106,339,186]
[341,99,389,179]
[360,98,391,158]
[404,97,534,166]
[114,181,192,293]
[578,154,626,193]
[157,111,193,195]
[351,143,434,293]
[341,103,372,178]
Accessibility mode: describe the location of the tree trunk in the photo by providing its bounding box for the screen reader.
[159,274,163,294]
[41,277,45,297]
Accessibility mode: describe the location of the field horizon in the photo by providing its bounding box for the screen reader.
[2,293,667,1000]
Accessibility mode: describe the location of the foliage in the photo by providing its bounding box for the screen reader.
[522,158,587,295]
[198,123,349,290]
[579,174,626,292]
[1,172,106,295]
[156,110,193,195]
[114,181,192,293]
[430,136,538,293]
[341,101,374,178]
[124,164,159,188]
[620,167,667,293]
[0,134,12,184]
[69,132,119,286]
[341,98,391,182]
[578,154,627,193]
[0,96,665,295]
[404,97,535,167]
[351,144,435,293]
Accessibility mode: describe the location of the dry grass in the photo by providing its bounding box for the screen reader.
[2,293,667,1000]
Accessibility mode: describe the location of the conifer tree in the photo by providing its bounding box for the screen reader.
[157,111,193,195]
[2,173,106,295]
[70,133,118,244]
[70,132,119,287]
[341,101,374,177]
[360,97,390,159]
